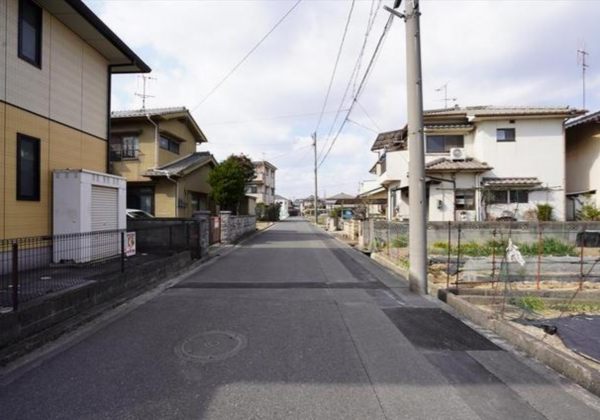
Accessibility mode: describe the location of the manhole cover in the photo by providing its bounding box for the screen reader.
[176,331,246,363]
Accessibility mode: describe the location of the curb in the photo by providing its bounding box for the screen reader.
[445,292,600,398]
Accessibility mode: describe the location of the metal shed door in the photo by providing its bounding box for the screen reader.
[91,186,118,231]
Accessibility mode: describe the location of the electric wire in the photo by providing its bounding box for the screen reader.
[317,0,384,161]
[314,0,356,134]
[318,14,393,169]
[191,0,303,111]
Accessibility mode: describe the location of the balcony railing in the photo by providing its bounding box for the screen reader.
[111,148,140,161]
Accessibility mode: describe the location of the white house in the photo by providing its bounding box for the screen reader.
[370,106,584,222]
[246,161,277,205]
[565,110,600,219]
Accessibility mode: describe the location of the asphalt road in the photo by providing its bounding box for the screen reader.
[1,218,600,419]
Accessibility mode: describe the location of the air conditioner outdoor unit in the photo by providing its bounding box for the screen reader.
[450,148,466,161]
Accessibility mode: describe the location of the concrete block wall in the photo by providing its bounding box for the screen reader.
[220,211,256,244]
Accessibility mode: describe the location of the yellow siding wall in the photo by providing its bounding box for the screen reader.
[1,105,107,239]
[111,120,156,181]
[181,164,213,217]
[154,179,176,218]
[0,0,109,138]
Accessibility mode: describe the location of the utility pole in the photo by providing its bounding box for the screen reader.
[312,132,318,224]
[385,0,428,294]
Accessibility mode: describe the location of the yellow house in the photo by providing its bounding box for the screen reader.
[0,0,150,240]
[110,107,218,218]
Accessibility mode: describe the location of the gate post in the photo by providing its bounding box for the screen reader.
[193,211,211,257]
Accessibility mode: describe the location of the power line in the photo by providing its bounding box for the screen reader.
[314,0,356,134]
[317,0,384,161]
[318,14,393,169]
[202,109,349,126]
[190,0,303,112]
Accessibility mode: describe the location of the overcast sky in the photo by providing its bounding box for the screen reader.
[85,0,600,201]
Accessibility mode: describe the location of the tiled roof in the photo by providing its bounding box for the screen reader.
[144,152,215,177]
[371,129,407,151]
[425,158,492,172]
[112,107,188,119]
[425,123,473,130]
[424,105,583,118]
[482,177,541,187]
[566,110,600,128]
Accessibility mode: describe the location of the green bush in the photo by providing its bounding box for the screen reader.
[330,207,342,218]
[536,204,554,221]
[578,200,600,221]
[431,237,576,257]
[391,235,409,248]
[512,296,546,313]
[256,203,281,222]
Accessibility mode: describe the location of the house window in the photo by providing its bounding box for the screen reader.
[160,135,180,154]
[426,135,464,153]
[110,134,139,159]
[271,187,275,195]
[247,185,257,194]
[487,189,529,204]
[18,0,43,68]
[17,134,41,201]
[127,186,154,215]
[497,128,516,142]
[455,189,475,210]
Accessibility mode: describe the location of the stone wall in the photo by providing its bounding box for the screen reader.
[220,211,257,244]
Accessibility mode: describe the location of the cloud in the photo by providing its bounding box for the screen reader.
[90,0,600,199]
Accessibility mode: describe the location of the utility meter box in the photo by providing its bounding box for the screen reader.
[53,170,127,263]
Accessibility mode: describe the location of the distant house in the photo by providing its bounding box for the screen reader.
[325,193,356,212]
[110,107,218,217]
[369,106,584,222]
[358,180,387,217]
[565,110,600,220]
[0,0,150,239]
[246,161,277,205]
[299,195,325,215]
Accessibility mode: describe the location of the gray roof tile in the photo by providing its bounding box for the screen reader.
[144,152,214,177]
[112,107,188,119]
[426,158,492,172]
[482,177,541,187]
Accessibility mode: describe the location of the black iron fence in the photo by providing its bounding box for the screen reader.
[0,221,201,312]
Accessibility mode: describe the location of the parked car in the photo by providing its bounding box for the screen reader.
[126,209,154,220]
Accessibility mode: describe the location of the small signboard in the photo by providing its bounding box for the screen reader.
[214,217,220,229]
[125,232,136,257]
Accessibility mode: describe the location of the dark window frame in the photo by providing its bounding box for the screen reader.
[17,133,41,201]
[18,0,43,68]
[426,134,464,153]
[455,188,475,210]
[159,134,180,155]
[486,189,529,204]
[497,128,516,142]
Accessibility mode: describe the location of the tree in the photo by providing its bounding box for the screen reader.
[208,156,246,213]
[231,154,256,182]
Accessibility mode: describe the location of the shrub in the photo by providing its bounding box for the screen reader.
[330,206,343,218]
[512,296,546,313]
[391,235,409,248]
[536,204,554,221]
[257,203,281,222]
[431,238,576,257]
[578,198,600,221]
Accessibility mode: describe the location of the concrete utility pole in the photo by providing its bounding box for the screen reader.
[385,0,428,294]
[312,132,318,224]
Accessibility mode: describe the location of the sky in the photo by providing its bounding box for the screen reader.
[84,0,600,201]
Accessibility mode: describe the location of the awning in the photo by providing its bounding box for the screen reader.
[482,177,541,188]
[358,186,386,198]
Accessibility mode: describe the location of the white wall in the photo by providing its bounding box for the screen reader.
[474,119,566,220]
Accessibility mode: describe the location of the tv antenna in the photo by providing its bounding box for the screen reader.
[577,43,590,109]
[135,75,157,110]
[435,82,457,108]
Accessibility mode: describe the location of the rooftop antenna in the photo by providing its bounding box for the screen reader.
[135,75,157,110]
[577,42,590,110]
[435,82,457,108]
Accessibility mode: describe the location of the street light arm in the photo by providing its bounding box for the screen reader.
[383,5,405,19]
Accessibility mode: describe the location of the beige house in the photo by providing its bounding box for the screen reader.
[566,110,600,220]
[246,160,277,205]
[110,107,217,218]
[0,0,150,239]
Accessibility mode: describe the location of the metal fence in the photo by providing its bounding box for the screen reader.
[0,221,201,312]
[371,219,600,324]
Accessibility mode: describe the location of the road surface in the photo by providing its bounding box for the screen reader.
[1,218,600,419]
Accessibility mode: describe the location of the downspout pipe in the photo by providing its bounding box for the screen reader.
[146,114,159,168]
